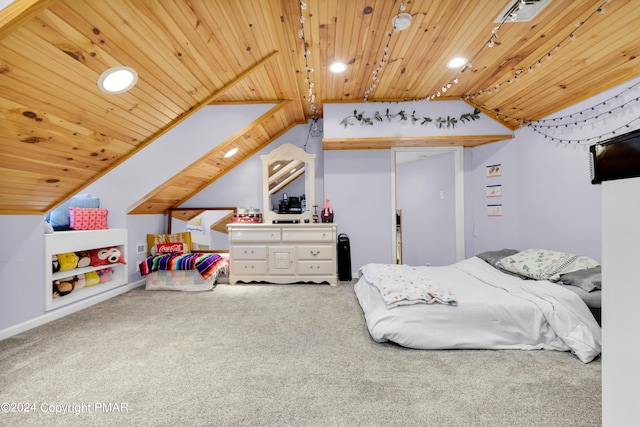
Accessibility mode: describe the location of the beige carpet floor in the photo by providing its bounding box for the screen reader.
[0,283,601,426]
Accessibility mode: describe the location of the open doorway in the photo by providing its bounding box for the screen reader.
[391,147,465,266]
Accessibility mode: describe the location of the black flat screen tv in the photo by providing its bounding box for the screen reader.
[590,128,640,184]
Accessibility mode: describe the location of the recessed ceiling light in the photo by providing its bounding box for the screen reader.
[224,147,239,158]
[97,66,138,94]
[447,57,467,69]
[328,62,347,73]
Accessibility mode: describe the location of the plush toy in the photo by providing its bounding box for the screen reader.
[52,254,60,273]
[97,267,113,283]
[84,271,100,287]
[57,252,79,271]
[75,274,86,290]
[53,279,74,298]
[90,247,126,266]
[76,251,91,268]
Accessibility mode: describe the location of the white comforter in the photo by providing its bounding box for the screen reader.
[354,256,602,363]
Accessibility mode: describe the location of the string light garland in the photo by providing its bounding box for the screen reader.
[395,0,527,103]
[468,78,640,145]
[458,0,620,137]
[364,1,407,102]
[528,80,640,144]
[464,0,610,102]
[345,0,623,146]
[421,0,528,101]
[373,0,610,106]
[298,1,317,119]
[529,117,640,145]
[531,81,640,128]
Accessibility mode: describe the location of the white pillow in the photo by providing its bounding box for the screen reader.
[496,248,599,281]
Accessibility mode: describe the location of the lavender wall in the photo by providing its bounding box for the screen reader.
[464,139,522,257]
[0,215,47,330]
[323,150,393,271]
[514,127,601,259]
[466,130,601,261]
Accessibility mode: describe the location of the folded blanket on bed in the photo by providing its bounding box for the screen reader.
[359,264,457,308]
[139,253,228,280]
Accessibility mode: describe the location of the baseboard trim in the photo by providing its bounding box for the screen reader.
[0,280,146,341]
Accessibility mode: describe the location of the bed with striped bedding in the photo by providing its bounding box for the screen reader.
[139,253,228,291]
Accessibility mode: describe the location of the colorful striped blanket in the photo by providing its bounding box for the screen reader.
[139,253,228,280]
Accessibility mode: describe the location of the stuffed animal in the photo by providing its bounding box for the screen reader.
[52,254,60,273]
[57,252,79,271]
[76,251,91,268]
[90,247,126,266]
[97,267,113,283]
[84,271,100,287]
[74,274,86,290]
[53,279,74,298]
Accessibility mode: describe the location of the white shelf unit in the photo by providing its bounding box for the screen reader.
[45,229,128,311]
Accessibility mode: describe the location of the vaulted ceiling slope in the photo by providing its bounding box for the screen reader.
[1,0,639,214]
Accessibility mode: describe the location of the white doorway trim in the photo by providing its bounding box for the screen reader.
[390,147,465,264]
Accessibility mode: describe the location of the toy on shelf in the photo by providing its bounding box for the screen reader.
[90,247,126,266]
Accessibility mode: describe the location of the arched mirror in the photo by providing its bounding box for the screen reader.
[262,144,315,223]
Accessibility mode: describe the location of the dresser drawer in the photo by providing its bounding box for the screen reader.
[231,260,268,275]
[231,245,268,259]
[297,244,334,260]
[282,228,334,242]
[297,260,335,275]
[230,228,280,242]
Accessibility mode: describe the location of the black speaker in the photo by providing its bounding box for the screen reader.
[337,233,352,281]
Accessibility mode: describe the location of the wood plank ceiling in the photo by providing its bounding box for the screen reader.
[1,0,639,214]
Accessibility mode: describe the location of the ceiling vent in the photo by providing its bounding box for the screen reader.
[495,0,552,23]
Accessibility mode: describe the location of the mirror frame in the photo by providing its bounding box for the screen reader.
[167,207,237,253]
[261,143,315,223]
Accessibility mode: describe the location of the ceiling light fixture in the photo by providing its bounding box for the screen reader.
[328,61,347,73]
[97,66,137,94]
[447,57,467,69]
[392,13,412,31]
[224,147,238,158]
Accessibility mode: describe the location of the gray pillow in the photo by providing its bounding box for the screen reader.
[558,266,602,292]
[475,249,520,268]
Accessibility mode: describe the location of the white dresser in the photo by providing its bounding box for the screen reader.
[227,223,337,285]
